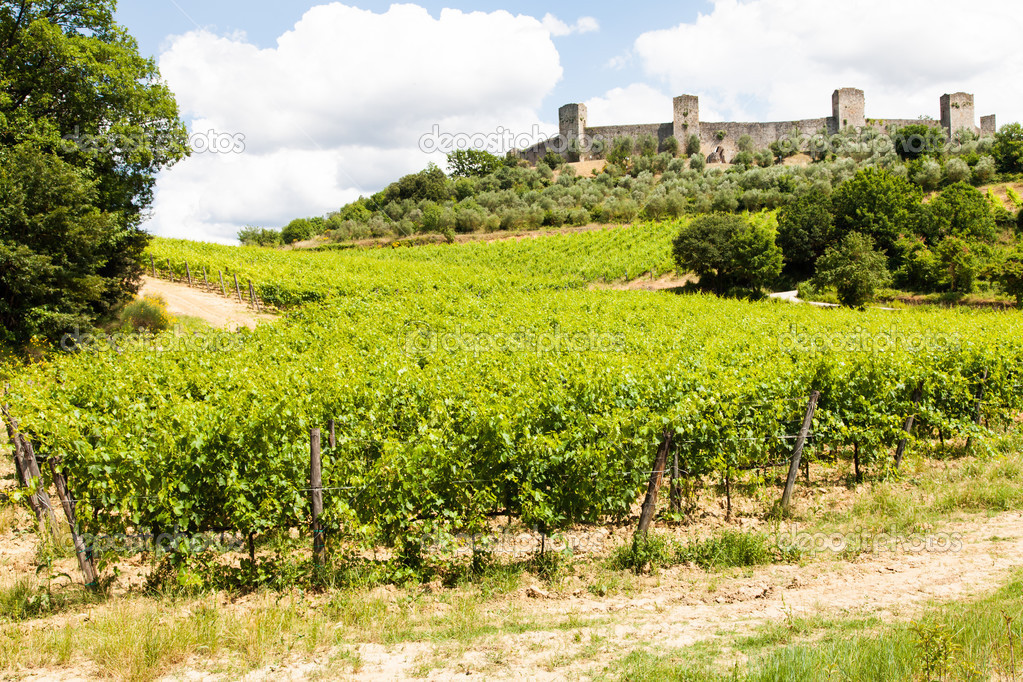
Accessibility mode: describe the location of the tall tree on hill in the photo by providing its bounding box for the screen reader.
[0,0,189,347]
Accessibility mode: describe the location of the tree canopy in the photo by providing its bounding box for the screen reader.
[0,0,189,346]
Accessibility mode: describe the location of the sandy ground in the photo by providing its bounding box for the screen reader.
[138,277,276,331]
[187,510,1023,681]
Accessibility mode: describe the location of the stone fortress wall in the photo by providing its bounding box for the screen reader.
[521,88,996,165]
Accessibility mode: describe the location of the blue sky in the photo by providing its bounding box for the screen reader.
[112,1,1022,243]
[116,1,705,113]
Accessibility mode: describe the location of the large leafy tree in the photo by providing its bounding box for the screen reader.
[775,189,835,280]
[811,232,892,308]
[928,182,997,243]
[672,213,782,294]
[831,167,926,260]
[0,0,188,345]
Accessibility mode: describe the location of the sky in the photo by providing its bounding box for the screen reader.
[113,0,1023,244]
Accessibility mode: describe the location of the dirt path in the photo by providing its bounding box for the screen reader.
[138,277,276,331]
[222,511,1023,681]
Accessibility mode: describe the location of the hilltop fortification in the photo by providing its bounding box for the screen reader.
[522,88,997,164]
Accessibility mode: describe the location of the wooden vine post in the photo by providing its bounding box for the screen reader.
[185,262,192,286]
[894,383,923,469]
[636,430,673,536]
[48,455,99,590]
[965,369,988,454]
[166,259,173,282]
[669,446,681,514]
[310,428,326,565]
[248,280,260,312]
[202,266,208,288]
[780,391,820,512]
[219,270,226,296]
[151,255,156,278]
[234,274,242,303]
[328,419,336,448]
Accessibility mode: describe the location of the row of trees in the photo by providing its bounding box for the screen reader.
[672,168,1023,306]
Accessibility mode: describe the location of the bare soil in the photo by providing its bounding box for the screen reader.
[138,277,277,331]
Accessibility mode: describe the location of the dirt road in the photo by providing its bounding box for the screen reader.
[138,277,276,330]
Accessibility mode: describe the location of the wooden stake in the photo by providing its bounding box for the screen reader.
[854,442,862,483]
[724,468,732,522]
[669,445,681,514]
[202,266,208,288]
[234,274,242,303]
[219,270,226,296]
[328,419,336,448]
[636,431,672,535]
[185,262,192,286]
[248,280,260,312]
[151,255,156,278]
[48,456,99,590]
[966,369,988,454]
[780,391,820,512]
[310,428,326,565]
[894,383,923,470]
[2,406,57,528]
[167,259,173,282]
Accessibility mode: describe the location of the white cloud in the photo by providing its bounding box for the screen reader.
[584,84,674,126]
[149,4,564,243]
[634,0,1023,125]
[541,13,599,37]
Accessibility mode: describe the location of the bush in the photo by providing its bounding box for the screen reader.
[776,189,835,279]
[661,135,680,157]
[686,134,701,157]
[944,157,971,184]
[811,232,893,307]
[672,213,782,294]
[737,134,755,153]
[637,133,658,158]
[689,153,706,172]
[999,248,1023,306]
[974,156,997,184]
[935,236,979,293]
[993,122,1023,173]
[281,218,315,244]
[911,159,943,191]
[121,295,174,333]
[237,226,281,247]
[831,167,925,257]
[540,151,565,170]
[892,124,947,161]
[929,182,997,242]
[447,149,502,178]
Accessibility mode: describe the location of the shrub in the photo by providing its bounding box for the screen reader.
[911,158,943,191]
[661,135,680,157]
[686,134,701,157]
[447,149,502,178]
[540,151,565,170]
[811,232,893,307]
[944,157,971,184]
[689,153,706,172]
[776,189,835,279]
[992,122,1023,173]
[974,156,997,184]
[637,133,658,158]
[935,236,978,293]
[237,226,281,247]
[281,218,315,244]
[672,213,782,294]
[999,248,1023,306]
[831,167,925,257]
[892,124,947,161]
[737,134,755,152]
[121,295,174,333]
[929,182,997,242]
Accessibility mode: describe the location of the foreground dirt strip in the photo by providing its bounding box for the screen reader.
[159,511,1022,681]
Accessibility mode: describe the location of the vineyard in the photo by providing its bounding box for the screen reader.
[5,220,1023,574]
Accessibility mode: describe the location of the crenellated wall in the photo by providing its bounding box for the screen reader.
[535,88,998,165]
